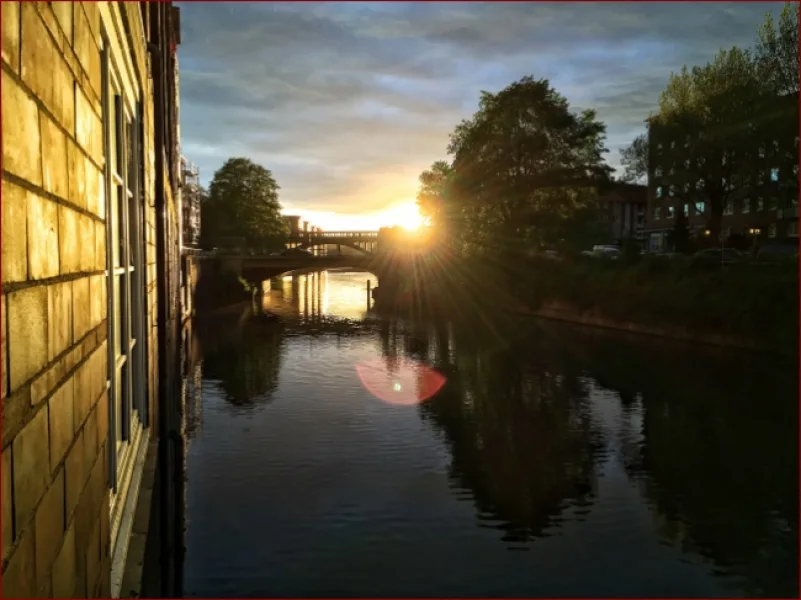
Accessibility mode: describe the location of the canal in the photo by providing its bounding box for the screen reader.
[179,269,798,598]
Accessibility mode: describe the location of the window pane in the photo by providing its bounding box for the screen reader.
[115,371,123,450]
[117,186,126,267]
[126,119,135,192]
[115,97,124,175]
[109,95,118,175]
[112,275,120,357]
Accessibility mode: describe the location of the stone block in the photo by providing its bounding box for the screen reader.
[34,468,65,581]
[27,192,60,280]
[85,159,104,219]
[58,204,80,274]
[67,142,86,210]
[75,87,102,165]
[51,520,76,598]
[98,487,109,559]
[73,358,93,432]
[2,295,6,400]
[1,69,42,185]
[12,405,50,531]
[95,221,106,270]
[1,179,27,284]
[20,3,54,106]
[88,274,105,329]
[74,6,100,96]
[83,400,98,468]
[40,111,69,200]
[2,386,30,448]
[1,1,19,71]
[1,515,35,598]
[72,276,90,342]
[85,519,101,595]
[79,214,96,273]
[2,447,12,560]
[52,1,73,43]
[64,430,85,520]
[95,390,109,457]
[48,282,73,363]
[8,286,48,391]
[48,378,74,469]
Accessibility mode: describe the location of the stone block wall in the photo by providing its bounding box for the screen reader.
[1,2,158,597]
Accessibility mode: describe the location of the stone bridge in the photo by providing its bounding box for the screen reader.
[209,253,380,283]
[288,231,379,254]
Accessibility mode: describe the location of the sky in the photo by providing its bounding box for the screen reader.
[177,1,785,231]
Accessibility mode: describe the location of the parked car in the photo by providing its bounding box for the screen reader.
[281,247,313,257]
[755,239,799,264]
[691,248,745,265]
[590,245,621,260]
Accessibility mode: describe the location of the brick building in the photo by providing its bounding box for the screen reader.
[644,93,799,252]
[593,183,647,244]
[2,2,184,597]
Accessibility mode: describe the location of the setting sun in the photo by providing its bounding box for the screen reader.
[383,201,425,232]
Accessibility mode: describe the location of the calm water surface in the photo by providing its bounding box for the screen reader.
[181,270,798,598]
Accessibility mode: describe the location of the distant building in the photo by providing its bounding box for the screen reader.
[644,93,799,252]
[181,157,202,247]
[283,215,302,236]
[594,183,647,244]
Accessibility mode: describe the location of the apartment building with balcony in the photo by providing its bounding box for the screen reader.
[1,2,184,596]
[644,93,799,252]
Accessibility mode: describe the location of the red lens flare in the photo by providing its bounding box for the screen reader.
[356,357,446,405]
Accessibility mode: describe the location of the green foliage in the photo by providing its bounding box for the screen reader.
[201,157,288,249]
[619,133,648,184]
[755,1,799,96]
[419,76,613,258]
[520,256,798,351]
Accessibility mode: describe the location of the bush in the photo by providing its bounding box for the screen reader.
[515,256,797,350]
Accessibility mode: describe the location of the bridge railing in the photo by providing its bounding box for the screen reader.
[289,231,379,241]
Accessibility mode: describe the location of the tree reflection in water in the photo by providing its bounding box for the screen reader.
[196,312,286,410]
[533,321,798,597]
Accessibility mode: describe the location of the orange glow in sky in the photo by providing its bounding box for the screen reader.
[356,357,446,405]
[282,199,424,232]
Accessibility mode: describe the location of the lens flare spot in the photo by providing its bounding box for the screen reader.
[356,357,446,405]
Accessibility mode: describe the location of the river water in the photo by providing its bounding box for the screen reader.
[180,269,798,598]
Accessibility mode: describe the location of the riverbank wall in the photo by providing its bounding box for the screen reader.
[509,300,791,355]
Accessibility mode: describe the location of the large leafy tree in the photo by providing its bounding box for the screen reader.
[201,158,288,249]
[755,1,799,96]
[442,76,612,256]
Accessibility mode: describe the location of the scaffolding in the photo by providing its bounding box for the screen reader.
[181,156,202,246]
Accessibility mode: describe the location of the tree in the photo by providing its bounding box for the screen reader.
[619,133,648,184]
[416,160,457,248]
[754,2,799,96]
[442,76,613,257]
[201,158,288,249]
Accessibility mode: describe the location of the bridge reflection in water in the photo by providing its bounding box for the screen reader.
[261,269,377,322]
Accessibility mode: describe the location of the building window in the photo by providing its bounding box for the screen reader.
[770,167,779,182]
[789,221,799,237]
[758,146,765,158]
[768,223,777,238]
[696,179,705,190]
[793,164,799,176]
[667,205,675,218]
[682,203,689,217]
[742,198,750,214]
[101,42,146,493]
[695,201,705,215]
[656,186,664,198]
[768,197,778,211]
[723,201,733,215]
[653,206,662,220]
[654,167,663,178]
[668,185,676,197]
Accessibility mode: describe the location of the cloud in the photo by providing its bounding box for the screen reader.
[177,1,785,223]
